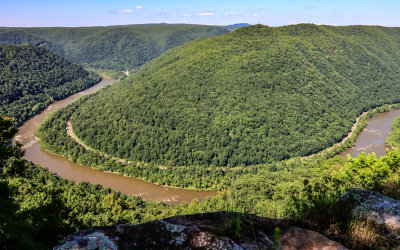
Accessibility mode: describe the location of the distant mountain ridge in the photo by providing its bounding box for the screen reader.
[227,23,251,26]
[0,24,229,72]
[224,23,251,31]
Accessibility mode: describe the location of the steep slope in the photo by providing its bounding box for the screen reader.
[42,24,400,168]
[0,44,99,124]
[0,25,229,72]
[0,30,47,45]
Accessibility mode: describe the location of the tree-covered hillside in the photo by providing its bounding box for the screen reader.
[5,111,400,248]
[0,44,99,125]
[47,24,400,168]
[0,25,229,72]
[0,115,181,249]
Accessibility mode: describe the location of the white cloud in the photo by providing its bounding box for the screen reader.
[117,9,133,13]
[305,12,311,16]
[183,14,193,17]
[198,12,215,16]
[135,6,143,9]
[224,11,235,16]
[142,13,150,17]
[162,9,168,12]
[253,14,260,17]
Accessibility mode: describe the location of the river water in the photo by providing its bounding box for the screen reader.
[15,76,398,203]
[14,77,216,204]
[340,109,400,158]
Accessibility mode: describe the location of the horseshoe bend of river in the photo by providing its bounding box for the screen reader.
[14,77,216,205]
[14,76,400,204]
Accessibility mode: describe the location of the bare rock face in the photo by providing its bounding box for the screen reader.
[55,212,346,250]
[330,189,400,246]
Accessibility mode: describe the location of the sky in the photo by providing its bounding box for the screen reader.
[0,0,399,27]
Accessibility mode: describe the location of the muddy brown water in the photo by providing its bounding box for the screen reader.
[14,77,216,204]
[340,109,400,159]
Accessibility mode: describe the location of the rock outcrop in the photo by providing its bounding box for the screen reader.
[330,189,400,246]
[55,212,346,249]
[55,190,400,249]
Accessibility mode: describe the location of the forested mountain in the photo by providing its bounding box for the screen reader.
[0,25,229,72]
[0,44,99,125]
[7,113,400,249]
[47,24,400,168]
[223,23,251,31]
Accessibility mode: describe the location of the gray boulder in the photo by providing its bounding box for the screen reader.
[330,189,400,247]
[55,212,346,250]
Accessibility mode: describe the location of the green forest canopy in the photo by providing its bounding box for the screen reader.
[58,24,400,168]
[5,112,400,249]
[0,24,229,72]
[0,44,99,125]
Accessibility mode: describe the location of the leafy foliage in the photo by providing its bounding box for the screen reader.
[36,96,252,190]
[0,44,100,125]
[4,111,400,249]
[332,151,400,197]
[0,115,183,249]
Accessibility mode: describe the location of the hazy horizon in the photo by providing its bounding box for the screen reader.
[0,0,399,28]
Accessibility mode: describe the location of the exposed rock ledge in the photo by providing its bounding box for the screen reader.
[55,212,346,250]
[330,189,400,246]
[55,190,400,249]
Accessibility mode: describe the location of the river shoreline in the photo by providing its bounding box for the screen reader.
[15,73,400,204]
[339,107,400,158]
[301,104,400,161]
[14,76,216,204]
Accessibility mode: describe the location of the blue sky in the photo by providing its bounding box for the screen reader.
[0,0,399,27]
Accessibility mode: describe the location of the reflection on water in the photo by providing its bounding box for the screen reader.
[15,77,216,204]
[340,109,400,158]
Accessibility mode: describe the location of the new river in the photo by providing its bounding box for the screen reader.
[14,77,216,205]
[14,76,400,204]
[340,109,400,158]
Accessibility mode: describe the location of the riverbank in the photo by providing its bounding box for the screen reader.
[36,94,400,195]
[28,67,400,195]
[386,115,400,150]
[300,111,367,161]
[340,107,400,158]
[301,104,400,161]
[17,77,216,204]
